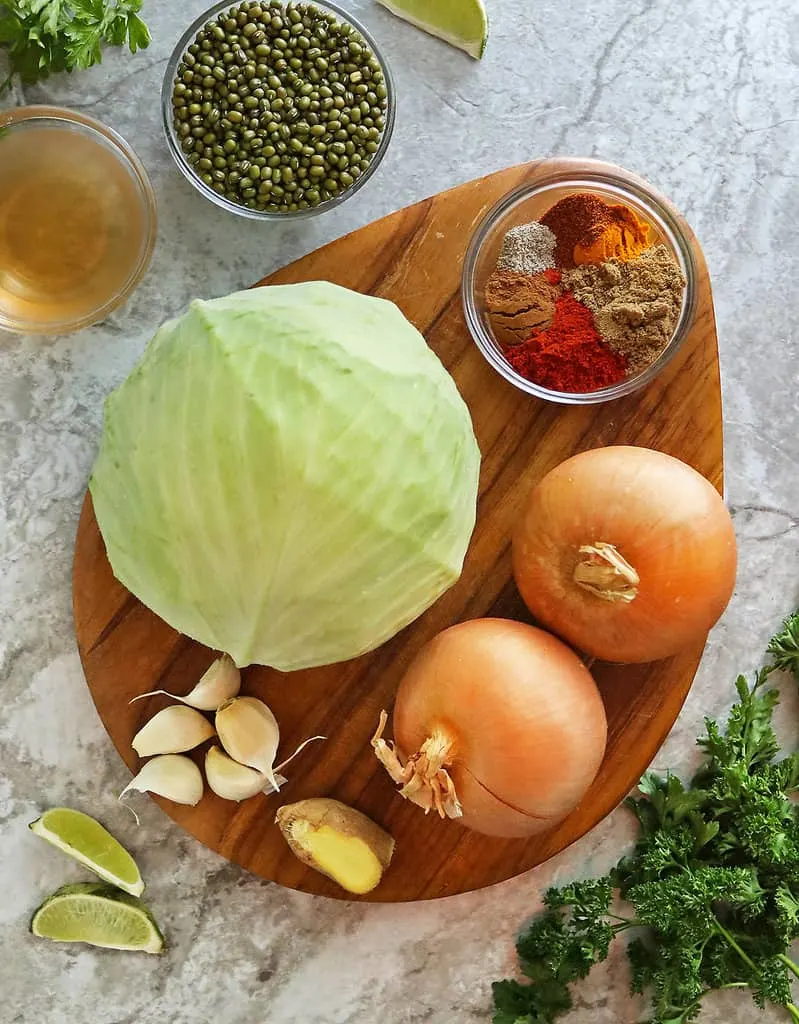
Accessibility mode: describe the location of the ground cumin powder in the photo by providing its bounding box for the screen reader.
[563,244,685,374]
[484,268,561,346]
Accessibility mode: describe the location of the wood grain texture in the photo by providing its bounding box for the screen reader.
[73,158,723,902]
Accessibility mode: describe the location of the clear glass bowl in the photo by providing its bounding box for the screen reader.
[161,0,396,221]
[462,162,698,405]
[0,106,156,336]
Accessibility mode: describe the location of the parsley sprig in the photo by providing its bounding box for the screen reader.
[0,0,149,91]
[493,609,799,1024]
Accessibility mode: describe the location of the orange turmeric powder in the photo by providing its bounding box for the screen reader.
[573,204,650,265]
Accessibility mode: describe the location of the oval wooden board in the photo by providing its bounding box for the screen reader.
[74,158,723,902]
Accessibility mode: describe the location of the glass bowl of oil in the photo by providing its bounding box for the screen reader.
[0,106,157,335]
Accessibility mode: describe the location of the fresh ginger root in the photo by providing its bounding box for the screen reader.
[275,798,395,895]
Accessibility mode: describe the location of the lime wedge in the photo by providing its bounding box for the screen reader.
[376,0,489,59]
[31,883,165,953]
[29,808,144,897]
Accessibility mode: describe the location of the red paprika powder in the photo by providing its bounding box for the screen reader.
[505,285,627,393]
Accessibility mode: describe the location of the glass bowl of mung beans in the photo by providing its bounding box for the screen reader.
[163,0,395,219]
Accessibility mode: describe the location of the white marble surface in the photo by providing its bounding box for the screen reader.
[2,1,799,1021]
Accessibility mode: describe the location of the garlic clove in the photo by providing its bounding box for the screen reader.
[185,654,241,709]
[120,755,204,807]
[214,697,327,797]
[132,706,215,757]
[205,745,272,801]
[129,654,241,711]
[215,696,281,790]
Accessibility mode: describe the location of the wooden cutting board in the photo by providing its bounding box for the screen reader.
[73,158,723,902]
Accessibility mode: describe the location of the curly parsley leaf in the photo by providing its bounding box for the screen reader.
[696,672,781,775]
[493,608,799,1024]
[770,611,799,682]
[0,0,149,89]
[491,879,620,1024]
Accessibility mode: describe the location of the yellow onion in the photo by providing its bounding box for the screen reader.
[373,618,607,838]
[513,446,737,663]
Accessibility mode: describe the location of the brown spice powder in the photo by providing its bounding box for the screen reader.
[484,269,562,347]
[540,193,615,267]
[563,244,685,375]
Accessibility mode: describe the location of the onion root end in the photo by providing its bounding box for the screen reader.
[573,542,639,603]
[371,711,462,819]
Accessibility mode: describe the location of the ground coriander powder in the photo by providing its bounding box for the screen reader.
[563,244,685,375]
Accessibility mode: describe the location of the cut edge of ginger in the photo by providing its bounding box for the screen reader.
[289,820,384,895]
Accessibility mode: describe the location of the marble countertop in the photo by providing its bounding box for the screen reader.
[2,1,799,1021]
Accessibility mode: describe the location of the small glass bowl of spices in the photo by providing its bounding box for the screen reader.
[462,161,698,404]
[163,0,394,219]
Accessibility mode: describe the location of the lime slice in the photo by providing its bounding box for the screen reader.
[31,883,165,953]
[29,808,144,897]
[376,0,489,59]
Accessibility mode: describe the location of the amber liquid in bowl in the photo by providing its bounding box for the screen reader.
[0,122,151,331]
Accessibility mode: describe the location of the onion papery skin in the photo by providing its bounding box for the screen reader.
[513,446,737,664]
[392,618,608,838]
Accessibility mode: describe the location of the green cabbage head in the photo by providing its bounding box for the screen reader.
[90,283,481,669]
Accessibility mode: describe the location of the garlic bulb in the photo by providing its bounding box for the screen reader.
[131,706,215,757]
[216,697,281,789]
[120,755,204,807]
[205,745,286,801]
[129,654,241,711]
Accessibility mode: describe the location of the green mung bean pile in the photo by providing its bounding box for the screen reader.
[171,0,389,213]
